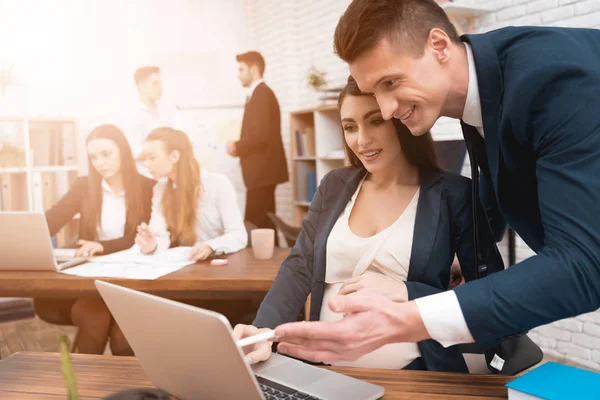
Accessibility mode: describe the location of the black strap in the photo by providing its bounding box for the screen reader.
[460,120,488,279]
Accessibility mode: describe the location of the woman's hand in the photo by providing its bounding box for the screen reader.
[232,324,273,364]
[75,240,104,257]
[338,272,408,303]
[190,242,213,261]
[135,223,157,254]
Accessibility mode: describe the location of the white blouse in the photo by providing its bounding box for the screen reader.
[97,180,126,241]
[148,169,248,253]
[321,178,422,369]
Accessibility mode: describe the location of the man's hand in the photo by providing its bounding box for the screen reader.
[338,272,408,302]
[226,141,238,157]
[274,291,429,364]
[75,240,104,257]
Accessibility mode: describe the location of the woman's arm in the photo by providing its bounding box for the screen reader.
[146,183,171,253]
[203,174,248,253]
[252,172,331,329]
[45,177,86,236]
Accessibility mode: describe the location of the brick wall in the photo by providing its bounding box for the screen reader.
[244,0,600,369]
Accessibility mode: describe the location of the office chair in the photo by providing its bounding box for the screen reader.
[267,213,301,247]
[244,220,259,247]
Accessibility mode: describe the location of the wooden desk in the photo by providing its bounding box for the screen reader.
[0,352,512,399]
[0,248,289,299]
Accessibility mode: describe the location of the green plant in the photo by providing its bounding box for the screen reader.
[307,65,327,90]
[59,334,79,400]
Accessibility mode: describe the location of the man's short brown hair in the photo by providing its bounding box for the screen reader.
[134,66,160,85]
[236,51,266,76]
[334,0,461,62]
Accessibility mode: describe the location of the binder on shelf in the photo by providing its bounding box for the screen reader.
[41,172,55,211]
[32,172,44,212]
[295,130,305,156]
[295,162,316,202]
[303,128,315,156]
[62,123,76,165]
[307,171,317,202]
[30,124,53,166]
[295,129,316,157]
[0,173,28,211]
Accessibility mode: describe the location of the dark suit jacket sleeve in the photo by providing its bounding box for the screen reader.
[235,88,274,158]
[253,173,329,328]
[45,176,86,237]
[456,55,600,349]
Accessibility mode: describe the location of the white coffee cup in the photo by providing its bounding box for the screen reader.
[251,229,275,259]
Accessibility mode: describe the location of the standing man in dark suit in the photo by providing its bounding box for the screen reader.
[227,51,288,231]
[274,0,600,367]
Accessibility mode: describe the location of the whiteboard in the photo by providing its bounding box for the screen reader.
[175,106,247,214]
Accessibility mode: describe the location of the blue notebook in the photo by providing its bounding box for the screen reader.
[506,361,600,400]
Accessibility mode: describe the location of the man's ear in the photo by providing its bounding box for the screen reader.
[429,28,452,64]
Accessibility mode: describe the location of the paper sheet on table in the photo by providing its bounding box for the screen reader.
[59,261,192,280]
[58,246,195,279]
[91,246,193,265]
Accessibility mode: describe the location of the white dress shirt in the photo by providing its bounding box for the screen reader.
[128,100,176,159]
[148,168,248,254]
[323,180,421,368]
[413,43,484,347]
[97,180,126,241]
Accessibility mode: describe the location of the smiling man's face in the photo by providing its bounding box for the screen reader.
[349,36,452,136]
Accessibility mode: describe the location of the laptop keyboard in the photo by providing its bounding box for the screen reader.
[256,376,323,400]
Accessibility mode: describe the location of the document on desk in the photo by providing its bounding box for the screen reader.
[58,247,194,280]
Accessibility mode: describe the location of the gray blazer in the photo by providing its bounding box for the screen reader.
[254,167,504,372]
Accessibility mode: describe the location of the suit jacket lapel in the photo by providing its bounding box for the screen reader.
[312,168,365,284]
[407,170,443,283]
[462,33,504,199]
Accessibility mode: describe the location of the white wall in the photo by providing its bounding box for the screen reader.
[244,0,600,370]
[0,0,250,167]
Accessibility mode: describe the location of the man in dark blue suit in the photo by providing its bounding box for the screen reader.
[274,0,600,364]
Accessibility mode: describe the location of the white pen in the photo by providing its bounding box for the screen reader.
[235,330,277,348]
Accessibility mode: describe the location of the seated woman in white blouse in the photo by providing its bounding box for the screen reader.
[233,76,504,372]
[134,127,247,259]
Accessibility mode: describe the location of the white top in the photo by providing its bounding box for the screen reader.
[97,180,126,241]
[413,42,483,348]
[321,179,422,369]
[128,100,176,158]
[148,168,248,253]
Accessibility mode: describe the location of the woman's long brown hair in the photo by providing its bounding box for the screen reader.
[337,75,440,171]
[146,127,200,246]
[84,124,143,239]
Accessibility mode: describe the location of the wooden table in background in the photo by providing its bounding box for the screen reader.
[0,352,511,399]
[0,248,289,300]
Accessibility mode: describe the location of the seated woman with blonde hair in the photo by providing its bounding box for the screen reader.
[134,127,247,259]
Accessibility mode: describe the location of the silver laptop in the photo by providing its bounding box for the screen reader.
[95,280,384,400]
[0,212,86,271]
